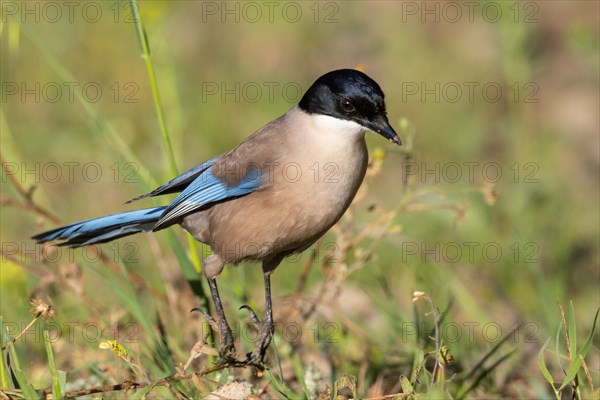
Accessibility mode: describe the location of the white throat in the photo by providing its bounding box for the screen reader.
[287,106,367,150]
[310,114,366,137]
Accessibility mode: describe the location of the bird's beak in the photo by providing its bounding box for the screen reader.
[364,115,402,146]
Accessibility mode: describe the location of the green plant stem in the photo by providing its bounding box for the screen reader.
[43,328,63,400]
[129,0,205,276]
[129,0,178,176]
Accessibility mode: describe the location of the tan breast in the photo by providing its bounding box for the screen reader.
[184,106,369,265]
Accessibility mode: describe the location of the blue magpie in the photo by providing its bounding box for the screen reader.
[33,69,401,362]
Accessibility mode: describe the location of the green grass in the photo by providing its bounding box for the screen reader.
[1,1,599,398]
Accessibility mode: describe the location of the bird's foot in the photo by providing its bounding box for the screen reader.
[239,305,273,363]
[191,307,238,364]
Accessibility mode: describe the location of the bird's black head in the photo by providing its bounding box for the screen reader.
[299,69,401,145]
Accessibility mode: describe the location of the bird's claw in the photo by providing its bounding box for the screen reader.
[191,307,237,363]
[239,304,261,327]
[239,304,273,363]
[214,348,239,366]
[191,305,273,365]
[191,307,220,334]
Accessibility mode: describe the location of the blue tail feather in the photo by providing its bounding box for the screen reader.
[32,206,167,247]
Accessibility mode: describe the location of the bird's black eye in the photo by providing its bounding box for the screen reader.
[341,99,355,113]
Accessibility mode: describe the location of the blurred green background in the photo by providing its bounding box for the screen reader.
[1,1,598,398]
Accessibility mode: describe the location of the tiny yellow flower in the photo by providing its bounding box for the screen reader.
[99,340,129,358]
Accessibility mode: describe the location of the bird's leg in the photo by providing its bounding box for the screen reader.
[259,272,274,357]
[240,272,274,363]
[205,277,237,362]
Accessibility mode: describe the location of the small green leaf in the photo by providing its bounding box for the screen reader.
[558,307,599,390]
[265,367,290,398]
[292,353,311,400]
[44,328,64,400]
[538,336,554,385]
[0,316,11,389]
[568,301,577,361]
[558,357,582,390]
[576,307,599,358]
[6,340,41,399]
[555,323,564,372]
[57,370,67,398]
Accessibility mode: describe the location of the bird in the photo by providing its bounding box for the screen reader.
[32,69,401,363]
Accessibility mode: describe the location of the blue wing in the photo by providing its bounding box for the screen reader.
[126,156,221,203]
[32,156,263,246]
[153,167,263,230]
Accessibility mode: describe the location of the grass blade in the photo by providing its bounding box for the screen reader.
[0,316,11,389]
[5,336,40,398]
[537,336,554,386]
[568,301,577,361]
[576,307,599,358]
[129,0,178,176]
[265,367,291,399]
[57,371,67,398]
[292,353,311,400]
[129,0,208,304]
[43,327,64,400]
[462,325,518,382]
[559,307,599,391]
[558,357,582,391]
[555,323,565,373]
[458,349,516,400]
